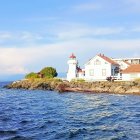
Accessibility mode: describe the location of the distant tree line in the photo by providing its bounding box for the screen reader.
[25,67,58,79]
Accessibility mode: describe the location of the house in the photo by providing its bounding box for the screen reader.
[122,64,140,81]
[84,54,120,81]
[37,72,44,78]
[113,58,140,64]
[113,60,131,70]
[77,67,85,79]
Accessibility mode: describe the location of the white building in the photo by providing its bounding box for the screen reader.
[67,53,140,81]
[113,58,140,64]
[122,64,140,81]
[67,53,78,81]
[113,60,131,70]
[85,54,119,81]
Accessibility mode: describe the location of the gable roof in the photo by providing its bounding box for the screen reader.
[122,64,140,73]
[98,54,119,65]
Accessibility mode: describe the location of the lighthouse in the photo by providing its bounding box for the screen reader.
[67,53,78,81]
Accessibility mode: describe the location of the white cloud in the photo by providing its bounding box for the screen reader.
[123,0,140,13]
[0,26,124,45]
[0,31,43,43]
[0,44,68,75]
[0,38,140,75]
[0,32,13,43]
[20,31,43,41]
[74,2,101,11]
[56,26,124,40]
[0,66,28,75]
[1,24,139,45]
[130,27,140,32]
[0,48,28,74]
[126,0,140,5]
[24,16,60,22]
[72,0,140,15]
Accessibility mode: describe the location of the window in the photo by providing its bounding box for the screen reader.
[94,59,101,65]
[89,69,94,76]
[114,67,119,74]
[102,69,106,76]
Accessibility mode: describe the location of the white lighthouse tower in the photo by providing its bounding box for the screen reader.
[67,53,78,81]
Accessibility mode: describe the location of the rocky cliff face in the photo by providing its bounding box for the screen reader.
[5,79,140,95]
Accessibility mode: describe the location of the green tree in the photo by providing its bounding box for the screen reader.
[25,72,38,79]
[40,67,58,78]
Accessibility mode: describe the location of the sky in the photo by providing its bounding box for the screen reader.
[0,0,140,80]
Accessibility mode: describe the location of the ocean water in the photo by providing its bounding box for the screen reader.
[0,82,140,140]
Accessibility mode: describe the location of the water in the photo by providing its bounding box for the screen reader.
[0,82,140,140]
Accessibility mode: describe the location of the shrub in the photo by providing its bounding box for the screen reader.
[77,79,85,83]
[71,78,85,83]
[25,72,38,79]
[40,67,58,78]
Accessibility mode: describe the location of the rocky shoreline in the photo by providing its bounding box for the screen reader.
[5,78,140,95]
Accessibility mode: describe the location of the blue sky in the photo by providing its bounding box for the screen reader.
[0,0,140,79]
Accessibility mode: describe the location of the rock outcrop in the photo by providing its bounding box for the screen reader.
[5,79,140,95]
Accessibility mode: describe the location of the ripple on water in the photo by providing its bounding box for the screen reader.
[0,130,17,135]
[7,135,32,140]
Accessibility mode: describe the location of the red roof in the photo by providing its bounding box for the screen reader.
[98,54,119,65]
[69,53,76,59]
[122,64,140,73]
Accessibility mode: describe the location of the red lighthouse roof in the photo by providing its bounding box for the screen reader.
[69,53,76,58]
